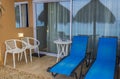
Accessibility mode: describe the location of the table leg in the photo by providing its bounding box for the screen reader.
[56,44,61,62]
[61,44,66,57]
[65,44,69,56]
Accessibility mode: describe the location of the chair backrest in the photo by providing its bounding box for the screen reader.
[5,39,27,50]
[96,37,117,62]
[70,36,89,57]
[21,37,29,45]
[5,40,17,50]
[21,37,40,46]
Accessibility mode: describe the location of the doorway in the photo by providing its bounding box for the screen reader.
[35,3,48,52]
[33,1,71,53]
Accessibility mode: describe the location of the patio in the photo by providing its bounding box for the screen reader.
[0,0,120,79]
[1,55,120,79]
[2,55,75,79]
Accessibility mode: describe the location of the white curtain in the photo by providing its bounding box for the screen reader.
[72,0,120,56]
[47,2,70,52]
[96,0,120,37]
[72,0,120,38]
[39,0,120,53]
[21,4,28,27]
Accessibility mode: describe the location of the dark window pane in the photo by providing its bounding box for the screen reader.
[15,3,29,28]
[15,5,20,28]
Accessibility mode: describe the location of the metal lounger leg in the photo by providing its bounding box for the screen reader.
[51,73,57,77]
[71,72,78,79]
[79,63,83,79]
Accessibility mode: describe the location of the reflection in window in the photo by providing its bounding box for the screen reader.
[36,4,44,26]
[36,3,48,27]
[15,2,29,28]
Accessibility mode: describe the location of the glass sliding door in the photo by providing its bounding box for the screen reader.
[72,0,94,54]
[72,0,93,36]
[34,1,70,53]
[35,3,48,51]
[33,0,120,56]
[96,0,120,54]
[96,0,120,37]
[72,0,120,57]
[47,2,70,52]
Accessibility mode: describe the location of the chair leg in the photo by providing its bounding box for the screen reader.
[20,52,23,61]
[71,72,78,79]
[4,52,7,66]
[37,47,40,57]
[24,51,27,63]
[13,53,16,68]
[30,49,32,62]
[79,63,83,79]
[18,53,20,61]
[56,53,60,62]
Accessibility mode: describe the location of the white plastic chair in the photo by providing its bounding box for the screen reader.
[4,39,27,68]
[21,37,40,62]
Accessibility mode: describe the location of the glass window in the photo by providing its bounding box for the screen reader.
[36,3,45,27]
[15,2,29,28]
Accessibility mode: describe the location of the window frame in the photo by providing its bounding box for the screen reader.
[15,1,29,28]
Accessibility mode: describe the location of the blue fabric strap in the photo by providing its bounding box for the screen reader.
[85,37,117,79]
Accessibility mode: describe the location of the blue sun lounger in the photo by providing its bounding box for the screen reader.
[84,37,118,79]
[48,36,89,79]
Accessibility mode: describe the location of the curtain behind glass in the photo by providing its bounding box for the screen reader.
[72,0,120,57]
[21,4,28,27]
[15,5,20,28]
[72,0,93,36]
[47,3,57,52]
[47,2,70,53]
[96,0,120,37]
[72,0,94,54]
[96,0,120,55]
[15,4,28,28]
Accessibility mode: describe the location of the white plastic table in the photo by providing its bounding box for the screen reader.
[54,40,72,62]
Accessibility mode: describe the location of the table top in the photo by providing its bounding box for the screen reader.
[54,40,72,44]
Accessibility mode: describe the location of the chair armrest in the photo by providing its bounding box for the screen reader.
[16,39,27,50]
[29,37,40,46]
